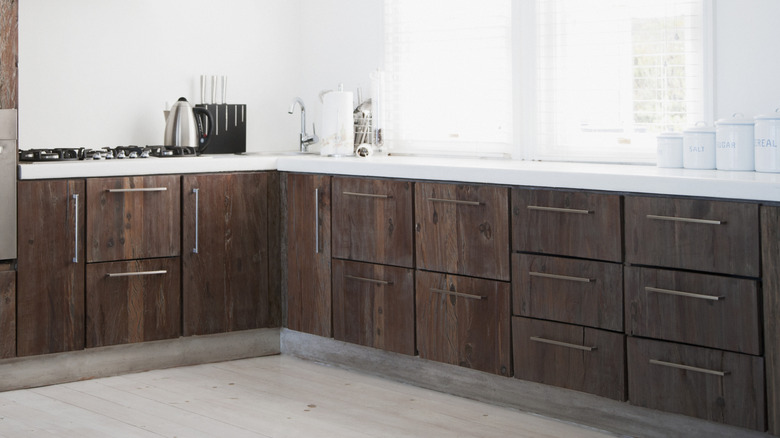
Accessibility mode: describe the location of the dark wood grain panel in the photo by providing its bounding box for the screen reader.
[512,189,622,262]
[761,205,780,435]
[332,259,415,355]
[332,177,414,268]
[512,254,623,331]
[625,196,759,277]
[17,179,85,356]
[0,269,14,358]
[86,257,180,348]
[513,317,626,400]
[415,182,510,281]
[266,171,282,328]
[625,266,761,355]
[416,270,510,376]
[286,173,332,337]
[0,0,17,109]
[627,337,765,431]
[86,175,181,263]
[182,172,269,335]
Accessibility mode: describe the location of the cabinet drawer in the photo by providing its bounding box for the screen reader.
[332,177,414,268]
[416,270,511,376]
[333,260,415,355]
[512,254,623,331]
[415,182,509,281]
[86,257,181,348]
[628,337,765,431]
[625,267,761,355]
[625,196,759,276]
[87,175,181,263]
[512,189,622,262]
[513,317,626,400]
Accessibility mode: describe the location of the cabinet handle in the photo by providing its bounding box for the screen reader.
[72,194,79,263]
[430,288,485,300]
[106,270,168,278]
[645,286,724,301]
[527,205,592,215]
[530,336,596,352]
[314,188,319,254]
[192,188,200,254]
[342,191,390,199]
[649,359,730,377]
[107,187,168,193]
[646,214,724,225]
[427,197,481,206]
[529,271,594,283]
[345,274,392,286]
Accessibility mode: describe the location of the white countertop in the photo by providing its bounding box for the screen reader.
[18,152,780,203]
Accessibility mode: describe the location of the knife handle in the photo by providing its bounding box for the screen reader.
[211,75,217,105]
[200,75,206,105]
[221,75,227,104]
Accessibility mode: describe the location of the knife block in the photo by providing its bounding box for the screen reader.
[196,104,246,154]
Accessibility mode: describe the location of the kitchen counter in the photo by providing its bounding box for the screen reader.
[18,153,780,203]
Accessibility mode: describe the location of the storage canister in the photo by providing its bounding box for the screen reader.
[683,122,716,169]
[754,109,780,173]
[715,113,754,171]
[656,132,683,168]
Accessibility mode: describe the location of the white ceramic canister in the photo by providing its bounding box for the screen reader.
[683,122,716,169]
[715,113,755,171]
[656,132,683,168]
[754,109,780,173]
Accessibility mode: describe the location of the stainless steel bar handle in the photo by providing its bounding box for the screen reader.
[529,271,594,283]
[72,194,79,263]
[107,187,168,193]
[645,286,724,301]
[427,197,481,206]
[345,275,392,286]
[646,214,724,225]
[343,191,390,199]
[430,288,485,300]
[649,359,729,377]
[527,205,591,215]
[315,188,319,254]
[107,270,168,278]
[530,336,596,352]
[192,188,200,254]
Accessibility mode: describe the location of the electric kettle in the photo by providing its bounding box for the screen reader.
[164,97,213,152]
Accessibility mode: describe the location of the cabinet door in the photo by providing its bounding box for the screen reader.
[182,173,269,335]
[761,205,780,435]
[332,177,414,268]
[415,182,509,281]
[86,257,180,348]
[17,179,85,356]
[86,175,181,263]
[416,270,511,376]
[0,269,14,359]
[332,259,414,355]
[286,173,332,337]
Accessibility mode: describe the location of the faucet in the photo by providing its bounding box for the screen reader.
[288,97,318,152]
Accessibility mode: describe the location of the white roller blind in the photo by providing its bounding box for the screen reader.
[384,0,513,157]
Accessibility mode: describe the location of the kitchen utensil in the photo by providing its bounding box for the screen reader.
[164,97,213,152]
[716,113,754,171]
[754,108,780,173]
[656,132,683,168]
[683,121,716,169]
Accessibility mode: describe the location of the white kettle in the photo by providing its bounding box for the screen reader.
[164,97,213,152]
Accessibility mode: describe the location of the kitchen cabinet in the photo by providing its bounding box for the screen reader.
[85,257,180,348]
[0,269,14,359]
[332,259,415,355]
[286,173,332,337]
[17,179,85,356]
[761,205,780,435]
[182,172,270,336]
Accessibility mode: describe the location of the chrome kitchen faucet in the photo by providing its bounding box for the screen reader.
[288,97,318,152]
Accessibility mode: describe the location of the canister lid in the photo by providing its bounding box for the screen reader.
[683,121,715,133]
[716,113,754,125]
[755,108,780,121]
[657,132,683,138]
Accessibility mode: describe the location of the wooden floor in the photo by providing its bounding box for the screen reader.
[0,355,617,437]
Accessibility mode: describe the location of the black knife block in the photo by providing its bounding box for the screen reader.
[196,104,246,154]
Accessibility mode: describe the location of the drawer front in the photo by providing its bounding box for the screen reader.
[625,196,759,276]
[332,260,415,355]
[627,337,765,431]
[416,270,511,376]
[415,182,510,281]
[512,254,623,331]
[513,317,626,400]
[625,267,761,355]
[86,257,181,348]
[332,177,414,268]
[512,189,622,262]
[87,175,181,263]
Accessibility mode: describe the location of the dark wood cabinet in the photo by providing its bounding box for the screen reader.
[85,257,180,348]
[513,317,626,400]
[86,175,181,263]
[182,172,270,336]
[512,189,622,262]
[415,182,509,281]
[761,205,780,435]
[416,270,510,376]
[332,177,414,268]
[286,173,332,337]
[628,337,765,431]
[17,179,85,356]
[0,269,14,359]
[332,259,415,355]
